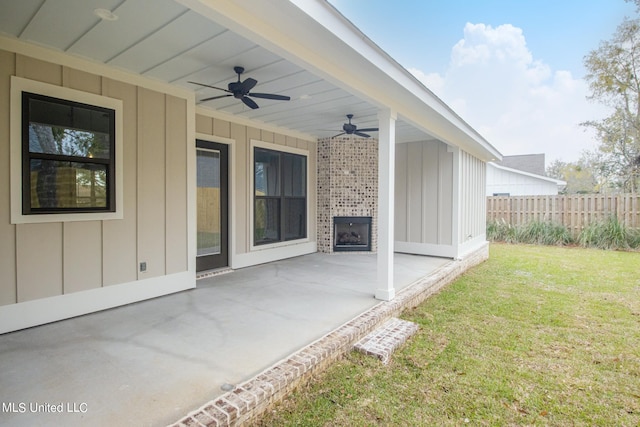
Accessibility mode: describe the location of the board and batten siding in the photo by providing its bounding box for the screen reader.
[394,140,455,257]
[195,112,317,268]
[458,150,487,254]
[486,163,560,196]
[0,50,191,332]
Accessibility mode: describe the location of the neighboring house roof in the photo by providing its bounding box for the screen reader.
[495,154,546,176]
[0,0,501,162]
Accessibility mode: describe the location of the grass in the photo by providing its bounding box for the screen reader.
[257,244,640,426]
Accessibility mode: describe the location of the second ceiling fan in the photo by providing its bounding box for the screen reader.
[333,114,378,138]
[189,66,290,109]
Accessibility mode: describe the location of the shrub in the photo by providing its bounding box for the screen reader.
[486,218,518,243]
[516,220,574,246]
[577,216,640,250]
[488,216,640,250]
[487,219,572,246]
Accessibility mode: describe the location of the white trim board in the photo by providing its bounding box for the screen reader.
[0,271,195,334]
[457,235,488,260]
[195,133,236,271]
[10,76,124,224]
[195,106,314,142]
[394,241,457,259]
[232,241,317,269]
[248,139,312,252]
[0,36,193,101]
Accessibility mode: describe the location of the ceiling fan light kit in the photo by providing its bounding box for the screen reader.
[189,66,291,109]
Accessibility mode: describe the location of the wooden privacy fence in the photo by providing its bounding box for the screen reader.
[487,194,640,234]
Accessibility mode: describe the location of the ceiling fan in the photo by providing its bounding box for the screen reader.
[333,114,379,138]
[189,66,290,109]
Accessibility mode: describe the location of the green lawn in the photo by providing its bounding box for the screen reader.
[258,244,640,426]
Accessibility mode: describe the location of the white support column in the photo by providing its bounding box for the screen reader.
[376,108,397,301]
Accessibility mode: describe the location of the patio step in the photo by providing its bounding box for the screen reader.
[353,317,419,364]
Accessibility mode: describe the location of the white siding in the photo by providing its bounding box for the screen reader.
[459,150,486,247]
[395,140,454,257]
[486,163,560,196]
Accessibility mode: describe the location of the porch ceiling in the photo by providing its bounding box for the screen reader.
[0,0,432,144]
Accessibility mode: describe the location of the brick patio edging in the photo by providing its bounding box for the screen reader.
[170,242,489,427]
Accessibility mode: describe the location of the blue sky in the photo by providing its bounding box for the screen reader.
[329,0,637,163]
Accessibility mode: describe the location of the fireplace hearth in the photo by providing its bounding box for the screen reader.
[334,217,372,252]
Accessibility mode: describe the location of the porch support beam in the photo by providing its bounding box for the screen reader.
[376,108,397,301]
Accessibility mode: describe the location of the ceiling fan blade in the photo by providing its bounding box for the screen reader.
[241,96,259,109]
[200,94,232,102]
[354,131,371,138]
[332,132,346,138]
[188,81,230,93]
[240,77,258,93]
[248,93,291,101]
[357,127,379,132]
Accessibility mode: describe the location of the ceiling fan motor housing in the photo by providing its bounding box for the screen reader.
[190,66,290,109]
[343,123,357,133]
[228,81,241,94]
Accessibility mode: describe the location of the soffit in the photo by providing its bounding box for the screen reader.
[0,0,489,151]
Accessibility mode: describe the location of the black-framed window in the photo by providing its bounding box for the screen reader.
[254,147,307,245]
[22,92,116,214]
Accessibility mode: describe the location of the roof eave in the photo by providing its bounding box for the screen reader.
[179,0,502,161]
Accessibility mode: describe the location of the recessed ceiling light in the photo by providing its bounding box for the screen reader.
[300,94,311,100]
[94,8,118,21]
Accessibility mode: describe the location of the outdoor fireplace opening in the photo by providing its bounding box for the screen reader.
[333,216,372,252]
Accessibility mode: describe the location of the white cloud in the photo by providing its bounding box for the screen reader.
[410,22,609,163]
[408,68,445,94]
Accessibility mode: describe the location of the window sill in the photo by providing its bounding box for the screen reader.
[11,210,123,225]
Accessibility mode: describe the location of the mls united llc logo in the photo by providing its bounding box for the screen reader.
[2,402,88,414]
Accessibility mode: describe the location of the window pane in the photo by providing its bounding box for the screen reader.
[255,198,280,244]
[28,97,112,159]
[197,149,221,256]
[29,160,108,209]
[254,148,280,196]
[283,198,306,240]
[283,153,306,197]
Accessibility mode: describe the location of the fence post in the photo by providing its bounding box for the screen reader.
[617,195,624,224]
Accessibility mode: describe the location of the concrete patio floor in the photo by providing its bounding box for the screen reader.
[0,252,450,427]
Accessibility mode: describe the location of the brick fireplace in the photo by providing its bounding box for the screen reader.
[317,136,378,253]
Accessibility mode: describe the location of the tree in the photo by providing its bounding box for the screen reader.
[546,157,599,194]
[583,17,640,193]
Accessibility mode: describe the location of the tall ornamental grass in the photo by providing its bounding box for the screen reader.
[487,216,640,250]
[578,216,640,250]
